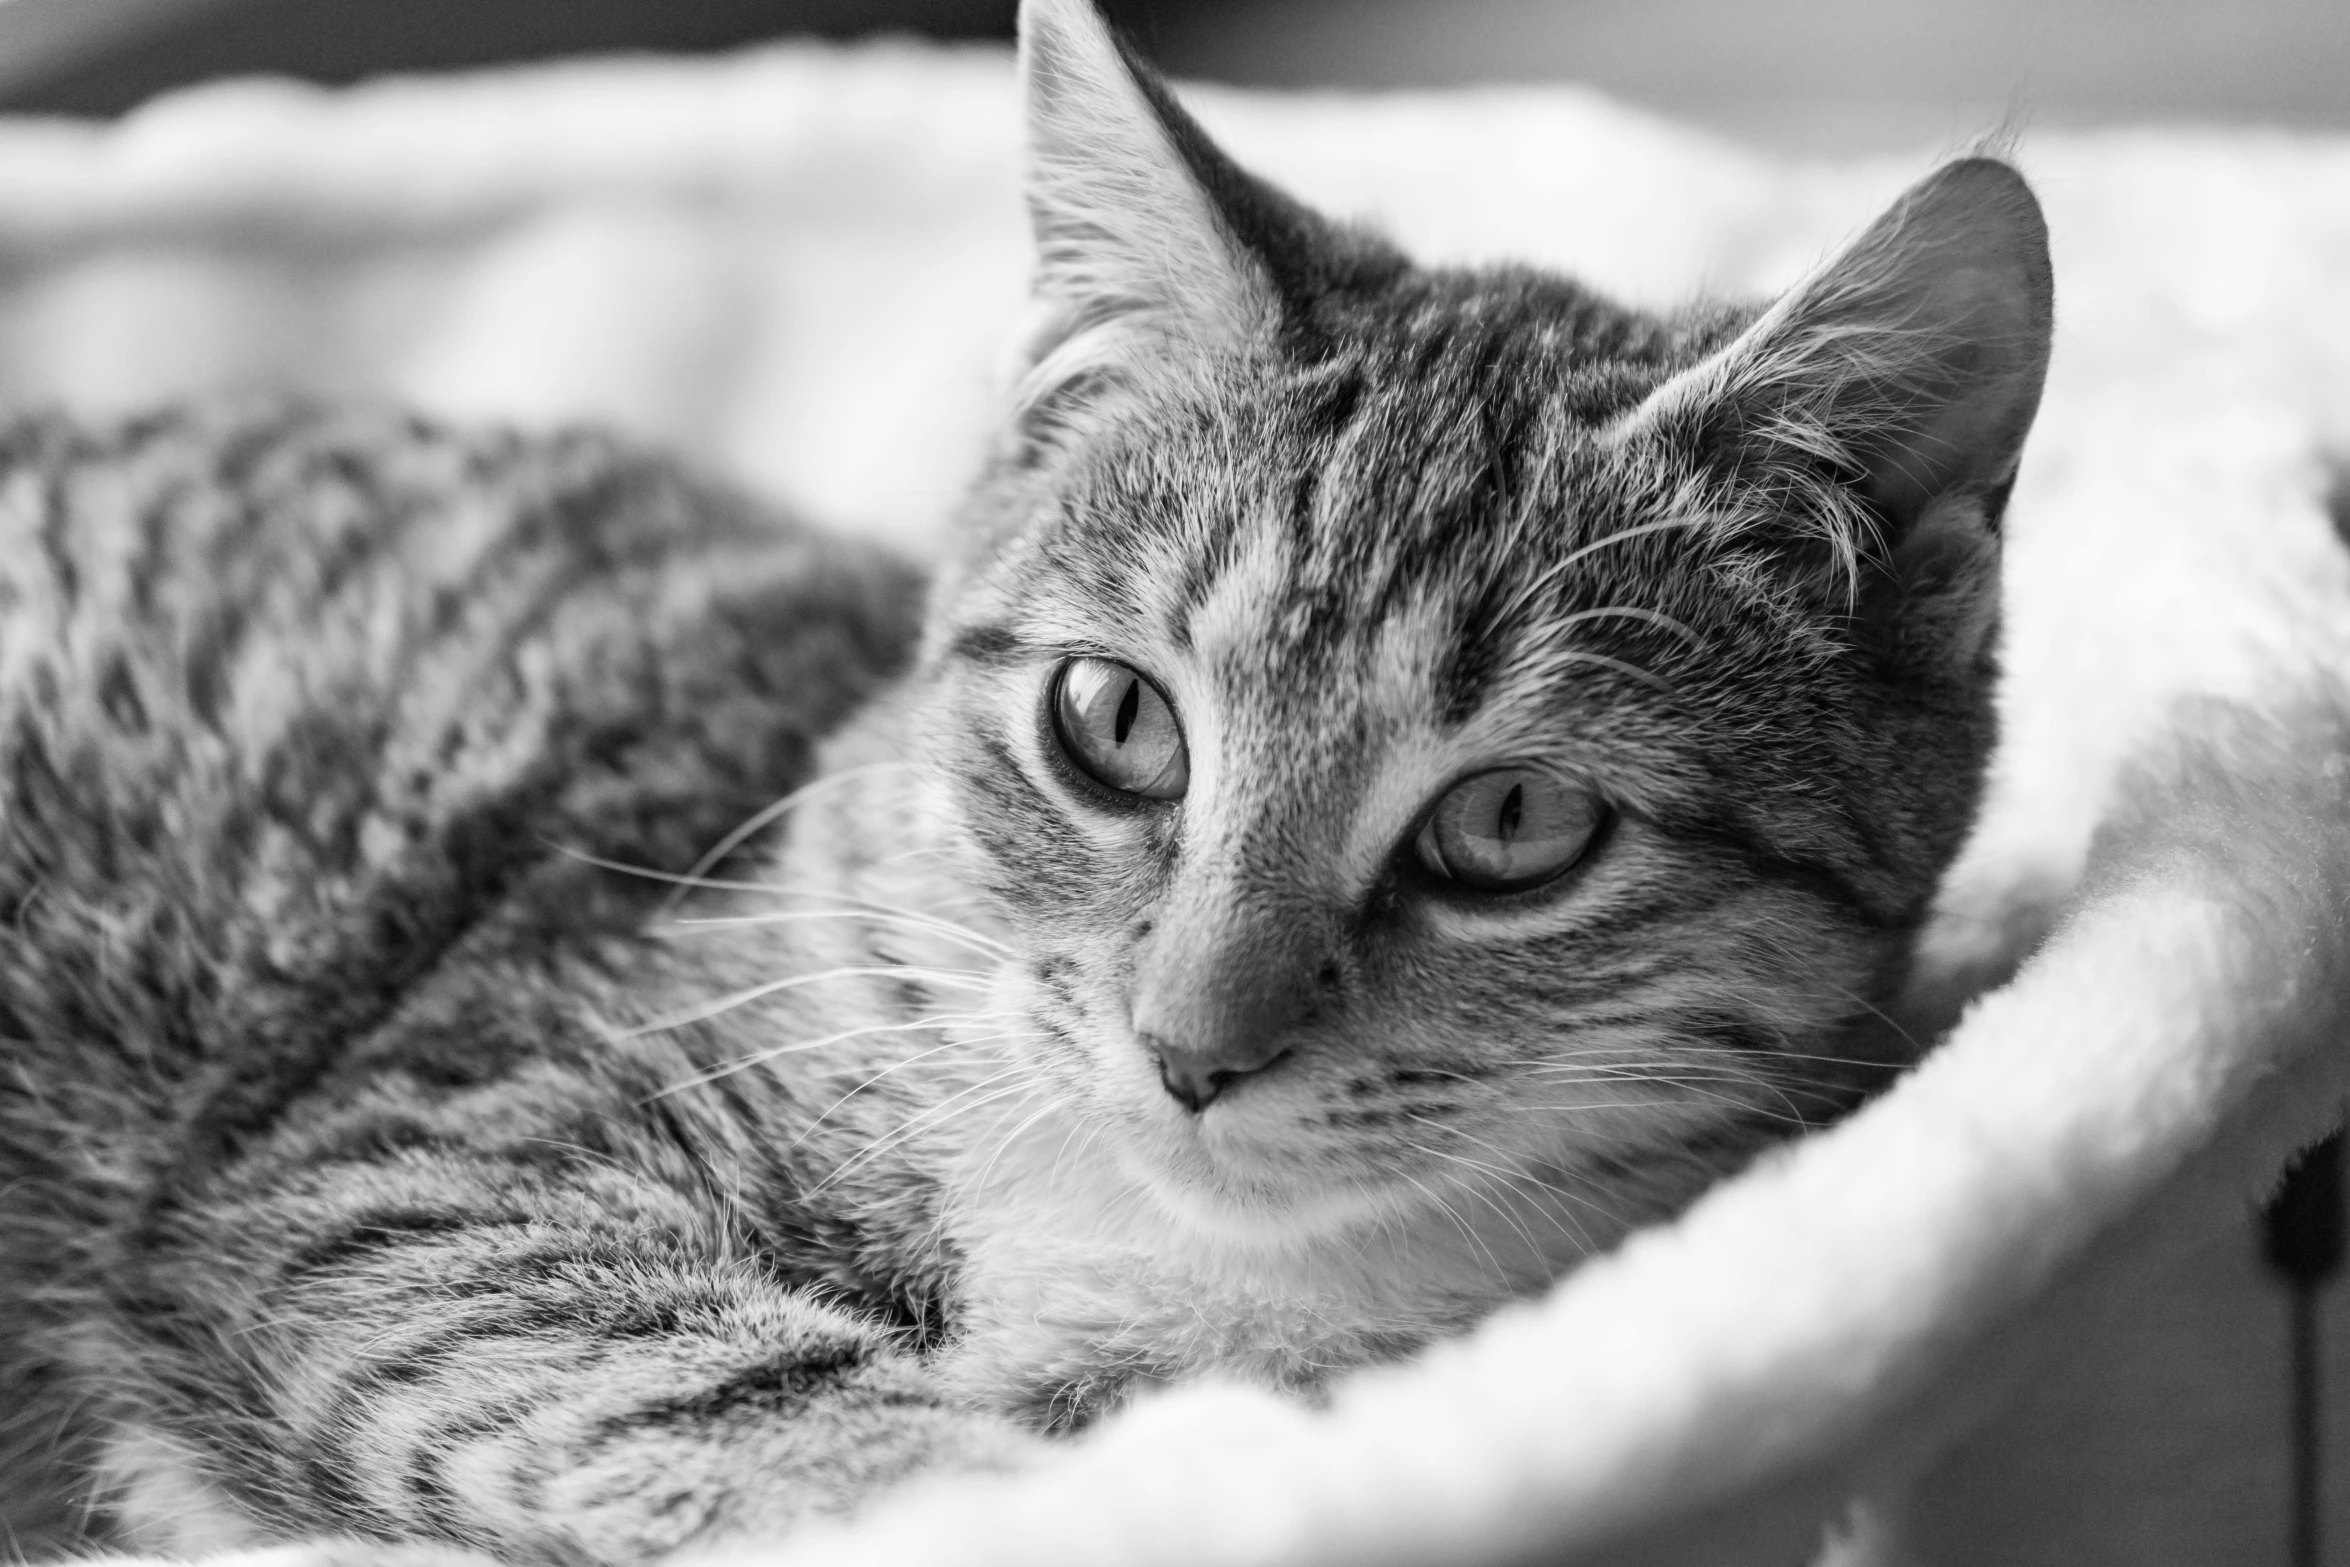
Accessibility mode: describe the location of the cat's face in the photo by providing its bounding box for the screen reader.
[920,0,2050,1244]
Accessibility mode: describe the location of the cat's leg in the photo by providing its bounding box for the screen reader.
[96,1249,1026,1566]
[84,974,1035,1567]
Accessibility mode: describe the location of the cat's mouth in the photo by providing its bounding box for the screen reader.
[1009,974,1463,1230]
[1099,1063,1450,1236]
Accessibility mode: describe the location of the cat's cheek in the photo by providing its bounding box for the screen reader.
[991,953,1378,1217]
[989,954,1148,1113]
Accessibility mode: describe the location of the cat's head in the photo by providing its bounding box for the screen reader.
[921,0,2050,1242]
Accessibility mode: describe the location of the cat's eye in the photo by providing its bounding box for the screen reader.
[1414,767,1602,894]
[1051,657,1189,800]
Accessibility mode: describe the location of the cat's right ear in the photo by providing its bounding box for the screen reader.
[1617,158,2053,622]
[1010,0,1279,420]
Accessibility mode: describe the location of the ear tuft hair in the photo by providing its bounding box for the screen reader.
[1622,158,2054,602]
[1012,0,1277,431]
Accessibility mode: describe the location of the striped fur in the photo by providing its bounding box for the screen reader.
[0,405,1032,1562]
[0,2,2052,1561]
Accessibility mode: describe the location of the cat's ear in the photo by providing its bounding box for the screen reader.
[1011,0,1279,403]
[1623,158,2052,610]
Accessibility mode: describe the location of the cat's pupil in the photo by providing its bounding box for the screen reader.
[1113,679,1140,746]
[1496,784,1524,843]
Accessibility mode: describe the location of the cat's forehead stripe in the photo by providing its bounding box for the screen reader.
[981,408,1698,753]
[1176,519,1296,672]
[947,621,1031,668]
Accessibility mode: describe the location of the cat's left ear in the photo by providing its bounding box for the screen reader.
[1622,158,2053,619]
[1010,0,1281,407]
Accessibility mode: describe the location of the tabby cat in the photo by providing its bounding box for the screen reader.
[0,0,2052,1561]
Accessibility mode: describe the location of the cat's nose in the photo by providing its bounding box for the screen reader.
[1128,881,1328,1113]
[1144,1035,1288,1114]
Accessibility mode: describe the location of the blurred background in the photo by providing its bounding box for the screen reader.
[2,0,2346,153]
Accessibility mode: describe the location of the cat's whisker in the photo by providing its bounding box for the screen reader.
[1485,1097,1720,1114]
[550,844,801,897]
[816,1069,1033,1195]
[1504,1064,1787,1112]
[651,1012,1006,1100]
[1644,1043,1885,1068]
[1480,1033,1792,1067]
[1552,604,1703,647]
[1389,1168,1511,1287]
[1507,1049,1827,1086]
[664,762,915,909]
[951,1099,1065,1208]
[1406,1120,1618,1241]
[1505,515,1703,617]
[1797,981,1928,1056]
[553,847,1004,947]
[1549,647,1673,692]
[659,906,1010,958]
[1043,1112,1106,1193]
[1509,1069,1806,1120]
[811,1069,1038,1198]
[1551,1054,1820,1127]
[750,885,1008,939]
[839,1076,1043,1198]
[1509,1095,1814,1134]
[513,1134,636,1178]
[864,843,960,869]
[1401,1137,1554,1262]
[1360,1175,1420,1252]
[785,1028,1023,1142]
[621,965,994,1041]
[1507,1058,1764,1080]
[1401,1119,1603,1256]
[1539,1177,1624,1253]
[1511,1075,1782,1116]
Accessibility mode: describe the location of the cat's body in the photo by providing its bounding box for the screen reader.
[0,403,1703,1563]
[0,404,965,1561]
[0,2,2054,1562]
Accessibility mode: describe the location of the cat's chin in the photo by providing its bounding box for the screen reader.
[1034,1041,1523,1253]
[1133,1155,1396,1250]
[1102,1116,1417,1251]
[1105,1099,1619,1278]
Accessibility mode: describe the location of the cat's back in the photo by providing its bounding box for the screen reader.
[0,401,922,1107]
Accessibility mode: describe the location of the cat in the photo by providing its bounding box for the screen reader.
[0,0,2052,1562]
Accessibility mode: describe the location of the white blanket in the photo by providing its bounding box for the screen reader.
[7,41,2347,1566]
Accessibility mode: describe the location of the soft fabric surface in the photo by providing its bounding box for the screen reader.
[6,41,2348,1566]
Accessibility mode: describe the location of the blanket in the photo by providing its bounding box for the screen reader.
[4,40,2347,1567]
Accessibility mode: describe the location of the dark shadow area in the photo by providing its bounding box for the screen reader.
[3,0,1003,116]
[6,0,2342,154]
[0,0,1282,118]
